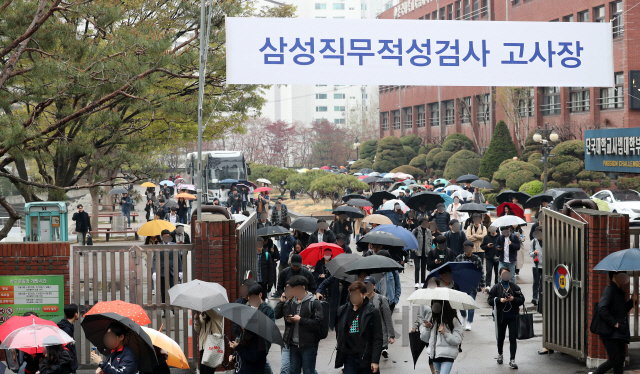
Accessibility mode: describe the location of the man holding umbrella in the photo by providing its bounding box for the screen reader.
[91,322,139,374]
[120,192,133,228]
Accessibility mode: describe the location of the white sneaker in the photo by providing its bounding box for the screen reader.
[415,283,420,289]
[465,322,472,331]
[462,317,467,327]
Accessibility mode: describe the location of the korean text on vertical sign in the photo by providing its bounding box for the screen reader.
[585,128,640,173]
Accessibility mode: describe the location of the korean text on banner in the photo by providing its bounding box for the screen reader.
[226,17,614,87]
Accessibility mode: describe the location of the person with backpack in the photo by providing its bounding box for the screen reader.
[375,250,401,313]
[56,305,79,374]
[364,276,395,360]
[427,235,456,272]
[246,284,275,374]
[283,275,325,374]
[444,220,467,257]
[334,281,383,374]
[589,271,638,374]
[419,300,464,374]
[276,254,317,296]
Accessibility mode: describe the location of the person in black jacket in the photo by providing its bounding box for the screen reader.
[330,214,352,244]
[487,267,525,370]
[426,235,456,271]
[480,226,500,289]
[308,219,336,246]
[72,205,91,246]
[39,338,74,374]
[276,254,317,296]
[56,305,78,374]
[256,237,275,301]
[431,203,450,233]
[591,271,638,374]
[335,281,383,374]
[496,226,521,284]
[170,225,190,244]
[91,322,139,374]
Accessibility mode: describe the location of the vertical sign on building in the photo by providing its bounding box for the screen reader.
[0,275,65,324]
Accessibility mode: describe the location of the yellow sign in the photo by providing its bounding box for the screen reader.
[51,216,60,228]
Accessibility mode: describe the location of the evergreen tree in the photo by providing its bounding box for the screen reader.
[479,121,518,179]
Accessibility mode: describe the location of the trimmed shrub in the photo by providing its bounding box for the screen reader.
[403,146,417,161]
[419,143,438,155]
[576,170,605,181]
[490,180,500,191]
[443,133,475,152]
[350,159,373,171]
[444,150,481,180]
[548,155,580,166]
[425,148,442,169]
[400,134,423,153]
[546,181,561,189]
[506,170,535,191]
[391,165,426,180]
[602,177,612,188]
[566,183,580,189]
[528,152,544,171]
[615,177,640,190]
[373,136,407,172]
[551,140,585,160]
[433,150,454,170]
[485,193,498,206]
[433,169,444,178]
[442,139,468,153]
[578,181,600,194]
[519,180,544,195]
[409,154,428,169]
[551,160,584,184]
[479,121,518,179]
[493,160,542,186]
[359,140,378,161]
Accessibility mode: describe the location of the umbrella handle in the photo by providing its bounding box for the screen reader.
[158,324,164,332]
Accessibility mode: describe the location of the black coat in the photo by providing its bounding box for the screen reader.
[487,281,525,322]
[234,333,267,374]
[258,250,276,285]
[426,247,456,271]
[170,231,191,244]
[480,233,500,261]
[276,266,316,294]
[72,211,91,233]
[281,294,324,348]
[56,319,78,372]
[151,246,183,278]
[335,298,383,369]
[496,233,521,263]
[597,281,636,341]
[308,230,336,246]
[317,275,350,330]
[39,350,73,374]
[432,211,451,233]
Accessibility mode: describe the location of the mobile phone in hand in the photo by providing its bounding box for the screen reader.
[91,347,98,355]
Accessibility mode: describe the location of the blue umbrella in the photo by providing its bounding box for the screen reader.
[434,178,449,186]
[593,248,640,273]
[220,179,239,184]
[485,204,497,211]
[434,187,444,192]
[439,193,453,209]
[159,180,175,186]
[403,179,417,185]
[425,262,482,294]
[372,210,400,225]
[371,224,419,251]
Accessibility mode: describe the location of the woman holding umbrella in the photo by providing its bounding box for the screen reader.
[313,248,334,283]
[419,300,464,374]
[90,322,140,374]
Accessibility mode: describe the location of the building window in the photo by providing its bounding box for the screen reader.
[578,10,589,22]
[463,0,470,19]
[316,94,327,99]
[550,19,559,22]
[417,105,426,128]
[334,93,345,99]
[612,1,624,37]
[600,72,624,109]
[563,14,574,22]
[315,118,326,123]
[334,106,345,111]
[569,87,590,112]
[315,3,326,9]
[541,87,561,115]
[472,0,479,19]
[381,112,389,131]
[455,1,461,19]
[480,0,488,17]
[316,106,328,112]
[333,3,344,10]
[440,7,445,19]
[362,93,368,99]
[425,14,430,20]
[460,97,471,123]
[403,108,413,128]
[443,100,455,124]
[316,84,327,87]
[361,4,367,10]
[447,4,453,19]
[477,94,490,122]
[429,103,440,126]
[594,6,605,22]
[512,0,520,5]
[334,118,345,124]
[518,88,534,118]
[432,11,437,19]
[392,110,401,129]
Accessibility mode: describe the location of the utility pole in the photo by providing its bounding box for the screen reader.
[196,0,208,218]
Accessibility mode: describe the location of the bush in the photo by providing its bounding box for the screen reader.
[400,134,423,153]
[443,133,475,152]
[546,181,561,189]
[615,177,640,190]
[310,174,370,208]
[576,170,605,181]
[548,155,580,166]
[485,193,498,206]
[425,147,442,169]
[419,143,438,155]
[551,160,584,184]
[566,183,580,189]
[433,169,444,178]
[373,136,407,172]
[602,177,612,188]
[493,160,542,186]
[578,181,600,195]
[522,131,543,161]
[442,139,468,153]
[443,150,481,180]
[409,154,427,169]
[519,180,544,195]
[391,165,426,180]
[350,159,373,171]
[403,146,417,161]
[551,140,585,160]
[506,170,535,191]
[432,150,454,170]
[490,180,500,191]
[527,152,544,172]
[359,140,378,161]
[479,121,518,179]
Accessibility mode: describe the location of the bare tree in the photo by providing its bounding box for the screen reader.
[495,87,535,151]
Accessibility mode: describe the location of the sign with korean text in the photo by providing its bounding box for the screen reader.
[226,18,614,86]
[0,275,64,325]
[585,128,640,173]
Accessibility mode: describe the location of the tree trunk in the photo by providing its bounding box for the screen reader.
[89,186,100,238]
[11,157,40,202]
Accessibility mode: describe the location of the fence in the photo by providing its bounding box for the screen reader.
[72,244,197,368]
[236,212,257,284]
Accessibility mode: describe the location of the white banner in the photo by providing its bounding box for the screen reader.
[226,17,614,87]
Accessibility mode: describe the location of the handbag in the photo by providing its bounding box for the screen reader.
[517,306,535,340]
[201,332,225,368]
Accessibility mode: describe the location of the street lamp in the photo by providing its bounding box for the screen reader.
[353,137,361,160]
[533,122,559,192]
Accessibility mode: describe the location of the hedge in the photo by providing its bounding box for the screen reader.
[391,165,426,180]
[519,180,544,195]
[359,139,378,161]
[373,136,408,172]
[506,170,536,191]
[443,133,475,152]
[443,150,481,180]
[409,154,427,169]
[350,159,373,171]
[400,134,423,153]
[432,150,454,170]
[425,147,442,169]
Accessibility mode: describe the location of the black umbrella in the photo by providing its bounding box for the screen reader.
[362,176,381,184]
[164,200,178,208]
[457,203,488,213]
[81,313,158,374]
[375,178,394,184]
[369,191,396,209]
[213,303,284,346]
[346,199,373,208]
[257,226,290,237]
[470,180,492,190]
[332,206,365,219]
[108,187,128,195]
[357,231,406,248]
[342,194,365,203]
[409,331,427,368]
[496,190,531,205]
[455,174,479,183]
[290,217,318,233]
[344,254,404,275]
[524,193,554,209]
[407,191,445,211]
[326,253,361,281]
[358,168,375,174]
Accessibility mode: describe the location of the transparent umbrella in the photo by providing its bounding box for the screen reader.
[0,323,74,354]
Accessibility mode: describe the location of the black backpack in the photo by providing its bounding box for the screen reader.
[308,299,330,340]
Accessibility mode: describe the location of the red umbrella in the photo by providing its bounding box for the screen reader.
[320,166,331,170]
[254,187,272,193]
[496,202,524,220]
[0,324,74,354]
[358,175,367,180]
[0,315,57,342]
[84,300,151,325]
[300,242,344,266]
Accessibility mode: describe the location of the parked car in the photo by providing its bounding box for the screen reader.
[591,189,640,226]
[546,188,590,212]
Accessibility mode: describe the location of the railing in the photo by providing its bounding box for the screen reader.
[236,212,257,287]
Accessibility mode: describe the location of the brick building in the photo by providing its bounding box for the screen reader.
[378,0,639,150]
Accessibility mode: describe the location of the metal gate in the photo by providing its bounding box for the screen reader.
[236,212,257,286]
[71,244,197,368]
[542,208,587,360]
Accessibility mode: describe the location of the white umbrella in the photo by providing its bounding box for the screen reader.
[233,214,248,223]
[368,172,382,177]
[492,215,527,227]
[451,190,473,200]
[395,173,413,179]
[382,199,407,212]
[390,190,402,197]
[444,185,463,192]
[257,178,271,185]
[407,287,480,310]
[168,279,229,311]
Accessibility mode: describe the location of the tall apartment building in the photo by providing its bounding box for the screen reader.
[377,0,638,150]
[258,0,387,126]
